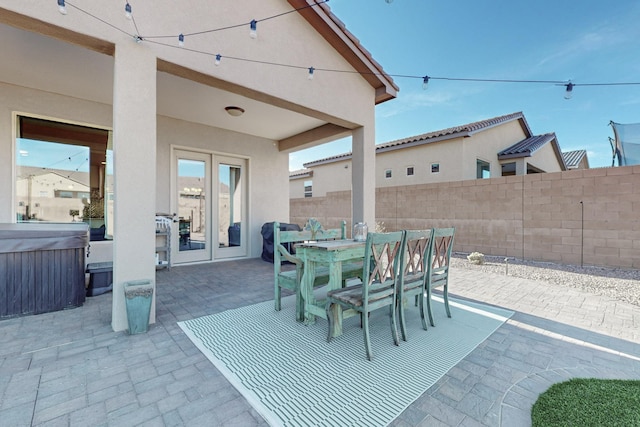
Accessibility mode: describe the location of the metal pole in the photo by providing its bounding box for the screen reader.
[580,201,584,268]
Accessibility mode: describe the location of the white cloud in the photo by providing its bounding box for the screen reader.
[537,19,637,69]
[377,91,454,118]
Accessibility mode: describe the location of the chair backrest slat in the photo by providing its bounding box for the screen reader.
[362,231,404,302]
[399,229,434,289]
[432,227,455,270]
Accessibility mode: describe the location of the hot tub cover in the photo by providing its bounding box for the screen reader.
[0,223,89,253]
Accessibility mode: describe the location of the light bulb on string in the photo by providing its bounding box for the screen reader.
[57,0,67,15]
[308,67,315,80]
[215,54,222,66]
[564,82,574,99]
[178,33,185,47]
[250,20,258,39]
[125,3,132,20]
[422,75,430,90]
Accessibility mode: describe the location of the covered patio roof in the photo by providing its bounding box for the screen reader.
[0,2,397,153]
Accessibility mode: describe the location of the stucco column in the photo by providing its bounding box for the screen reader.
[515,158,527,175]
[351,124,376,230]
[111,42,157,332]
[0,112,12,223]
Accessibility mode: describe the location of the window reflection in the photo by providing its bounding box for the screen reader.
[218,163,242,247]
[178,159,206,252]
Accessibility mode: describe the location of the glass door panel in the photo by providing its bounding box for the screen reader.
[174,150,211,263]
[215,156,246,258]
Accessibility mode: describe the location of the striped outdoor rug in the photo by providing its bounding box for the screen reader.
[178,294,512,426]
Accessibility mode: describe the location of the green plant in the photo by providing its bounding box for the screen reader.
[304,218,323,240]
[82,198,104,219]
[467,252,485,265]
[532,378,640,426]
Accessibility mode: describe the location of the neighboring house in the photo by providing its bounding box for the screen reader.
[291,112,580,198]
[562,149,590,170]
[0,1,396,331]
[15,168,90,222]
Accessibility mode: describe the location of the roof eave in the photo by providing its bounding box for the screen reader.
[498,152,532,160]
[289,0,398,105]
[549,135,568,171]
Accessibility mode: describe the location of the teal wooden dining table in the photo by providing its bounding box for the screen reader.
[295,239,365,337]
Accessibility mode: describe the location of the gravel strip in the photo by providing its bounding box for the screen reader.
[451,253,640,307]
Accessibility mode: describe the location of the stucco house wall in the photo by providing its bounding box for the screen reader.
[291,113,551,197]
[378,138,466,186]
[525,142,564,173]
[461,119,529,180]
[1,0,397,331]
[156,116,288,258]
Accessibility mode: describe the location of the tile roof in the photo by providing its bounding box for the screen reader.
[304,112,531,167]
[378,112,531,152]
[562,149,588,169]
[497,133,557,159]
[289,168,313,179]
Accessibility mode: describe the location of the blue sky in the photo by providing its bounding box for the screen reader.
[289,0,640,170]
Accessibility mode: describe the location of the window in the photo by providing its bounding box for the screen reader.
[406,166,414,176]
[304,180,312,198]
[501,162,516,176]
[385,169,392,179]
[15,116,111,240]
[431,163,440,173]
[477,159,491,179]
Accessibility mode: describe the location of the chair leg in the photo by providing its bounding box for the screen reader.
[443,284,451,318]
[295,286,304,322]
[363,310,373,361]
[389,302,399,346]
[427,287,436,327]
[274,284,281,311]
[326,302,335,342]
[419,291,429,331]
[398,296,408,341]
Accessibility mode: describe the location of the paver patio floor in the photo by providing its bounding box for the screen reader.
[1,259,638,426]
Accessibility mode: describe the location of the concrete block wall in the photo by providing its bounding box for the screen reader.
[290,190,353,234]
[290,165,640,269]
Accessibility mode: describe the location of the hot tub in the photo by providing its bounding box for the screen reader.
[0,223,89,318]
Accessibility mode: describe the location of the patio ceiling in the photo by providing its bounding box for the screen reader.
[0,22,329,143]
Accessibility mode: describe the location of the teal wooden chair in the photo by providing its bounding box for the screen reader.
[273,221,361,321]
[326,231,404,361]
[397,229,434,341]
[426,227,456,326]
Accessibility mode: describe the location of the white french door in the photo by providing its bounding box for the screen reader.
[173,150,211,264]
[172,149,247,264]
[214,156,247,259]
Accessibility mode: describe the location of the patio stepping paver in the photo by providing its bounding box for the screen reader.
[0,259,638,426]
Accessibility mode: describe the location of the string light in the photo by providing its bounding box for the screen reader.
[125,2,132,20]
[53,1,640,95]
[57,0,67,15]
[564,82,574,100]
[422,75,429,90]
